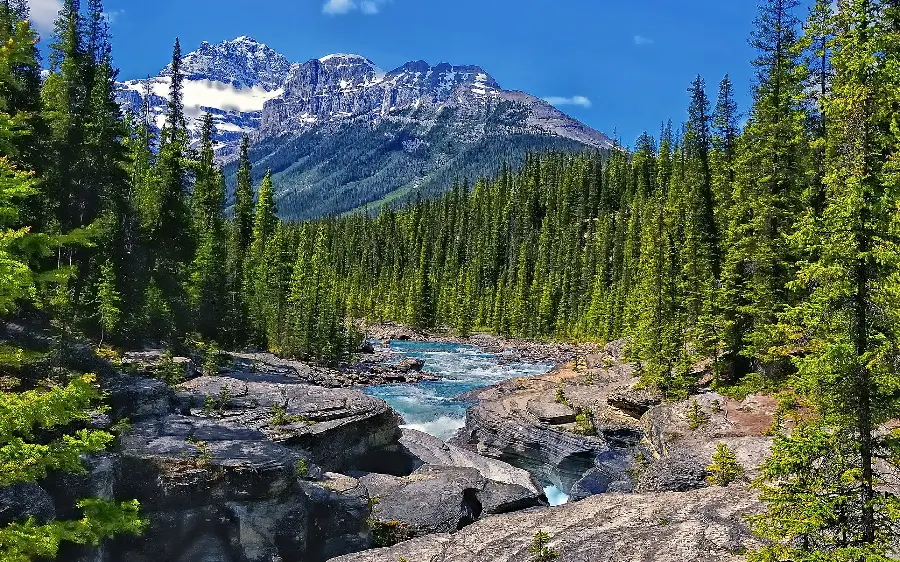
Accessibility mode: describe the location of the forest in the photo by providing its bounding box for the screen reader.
[0,0,899,560]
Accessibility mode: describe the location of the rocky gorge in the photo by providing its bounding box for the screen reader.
[2,326,776,562]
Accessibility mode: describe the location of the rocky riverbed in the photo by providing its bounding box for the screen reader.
[2,324,777,562]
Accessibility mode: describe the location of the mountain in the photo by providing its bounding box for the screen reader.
[116,37,290,146]
[116,38,615,219]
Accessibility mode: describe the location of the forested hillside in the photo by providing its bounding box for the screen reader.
[0,0,899,560]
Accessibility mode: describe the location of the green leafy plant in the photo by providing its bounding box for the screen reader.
[529,530,559,561]
[296,458,309,478]
[706,443,743,486]
[368,519,413,548]
[570,408,596,436]
[156,353,187,386]
[555,386,569,406]
[270,403,317,427]
[686,400,710,430]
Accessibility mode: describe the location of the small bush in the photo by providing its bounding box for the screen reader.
[156,353,186,386]
[686,400,710,430]
[706,443,743,486]
[529,530,559,561]
[296,458,309,478]
[369,519,413,548]
[555,386,569,406]
[270,404,317,427]
[202,385,231,417]
[572,409,596,436]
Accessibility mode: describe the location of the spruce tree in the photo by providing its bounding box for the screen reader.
[750,2,900,558]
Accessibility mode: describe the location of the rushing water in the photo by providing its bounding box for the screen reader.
[363,340,571,505]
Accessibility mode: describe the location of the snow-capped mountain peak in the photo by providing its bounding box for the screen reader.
[160,36,291,91]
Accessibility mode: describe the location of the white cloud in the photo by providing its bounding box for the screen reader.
[360,0,380,14]
[103,9,124,24]
[634,35,654,45]
[323,0,387,15]
[543,96,592,109]
[27,0,62,33]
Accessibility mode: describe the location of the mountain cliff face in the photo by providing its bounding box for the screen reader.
[116,37,615,219]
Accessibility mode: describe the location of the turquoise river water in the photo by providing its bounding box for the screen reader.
[363,340,570,505]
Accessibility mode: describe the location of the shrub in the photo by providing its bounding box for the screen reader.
[706,443,744,486]
[555,386,569,406]
[529,530,559,561]
[369,519,413,547]
[572,409,596,436]
[686,400,710,430]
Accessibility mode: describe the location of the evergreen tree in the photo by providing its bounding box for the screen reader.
[245,170,277,345]
[750,2,900,559]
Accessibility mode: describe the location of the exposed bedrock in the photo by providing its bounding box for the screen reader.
[327,486,763,562]
[3,356,549,562]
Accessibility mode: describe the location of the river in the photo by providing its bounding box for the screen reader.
[363,340,571,505]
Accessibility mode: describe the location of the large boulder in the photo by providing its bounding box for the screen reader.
[327,486,763,562]
[398,429,544,495]
[177,375,402,472]
[361,464,546,542]
[635,449,709,493]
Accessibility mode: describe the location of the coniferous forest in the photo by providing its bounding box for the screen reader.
[1,0,900,560]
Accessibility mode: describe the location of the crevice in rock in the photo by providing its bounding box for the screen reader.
[458,488,483,529]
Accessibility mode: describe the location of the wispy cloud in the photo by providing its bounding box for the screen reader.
[634,35,654,46]
[103,9,124,24]
[323,0,387,15]
[543,96,592,108]
[27,0,62,33]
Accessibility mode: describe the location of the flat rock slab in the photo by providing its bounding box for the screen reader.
[328,486,763,562]
[177,375,401,472]
[361,464,546,539]
[399,429,543,495]
[527,399,577,425]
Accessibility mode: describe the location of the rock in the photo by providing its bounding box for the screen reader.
[359,341,376,354]
[396,357,425,372]
[569,450,636,500]
[0,483,55,526]
[104,374,174,420]
[526,400,577,425]
[398,429,543,495]
[177,375,402,472]
[607,386,662,418]
[361,464,545,541]
[121,350,198,382]
[452,401,626,494]
[636,449,709,492]
[327,486,763,562]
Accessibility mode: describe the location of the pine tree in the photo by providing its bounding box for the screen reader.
[0,21,145,556]
[245,170,277,345]
[750,2,900,558]
[147,37,192,343]
[720,0,808,381]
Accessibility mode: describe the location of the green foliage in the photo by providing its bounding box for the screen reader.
[554,386,569,406]
[201,385,231,418]
[0,499,145,562]
[368,519,413,548]
[571,409,596,436]
[686,400,710,431]
[528,530,559,561]
[269,404,316,427]
[705,443,743,486]
[295,457,309,478]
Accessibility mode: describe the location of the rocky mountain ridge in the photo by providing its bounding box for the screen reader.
[116,37,615,218]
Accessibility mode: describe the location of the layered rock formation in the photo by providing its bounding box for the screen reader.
[328,486,763,562]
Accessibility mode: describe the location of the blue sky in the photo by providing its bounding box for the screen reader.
[28,0,813,146]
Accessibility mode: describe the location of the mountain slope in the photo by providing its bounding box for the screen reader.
[116,38,615,219]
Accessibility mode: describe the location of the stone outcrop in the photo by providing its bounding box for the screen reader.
[327,486,763,562]
[3,346,559,562]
